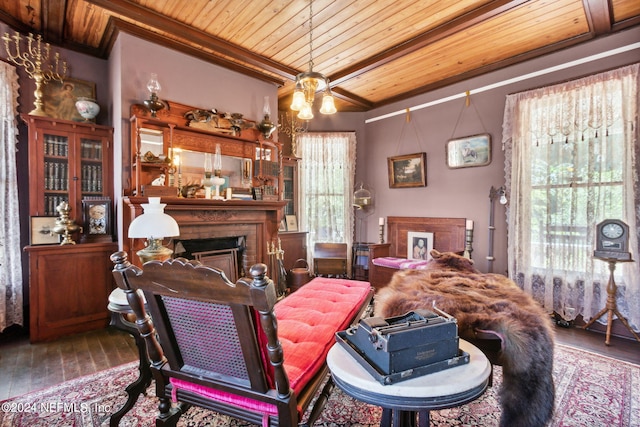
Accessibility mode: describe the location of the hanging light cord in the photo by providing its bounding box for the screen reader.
[308,0,314,71]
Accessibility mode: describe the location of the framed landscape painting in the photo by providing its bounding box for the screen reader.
[387,152,427,188]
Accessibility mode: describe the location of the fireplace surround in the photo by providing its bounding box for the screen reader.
[122,197,287,273]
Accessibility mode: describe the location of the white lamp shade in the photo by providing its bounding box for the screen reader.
[128,197,180,239]
[319,92,337,114]
[297,102,314,120]
[290,90,306,111]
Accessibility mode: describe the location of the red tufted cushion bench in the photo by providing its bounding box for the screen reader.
[169,276,373,424]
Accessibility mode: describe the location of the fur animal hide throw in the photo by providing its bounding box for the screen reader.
[374,250,555,427]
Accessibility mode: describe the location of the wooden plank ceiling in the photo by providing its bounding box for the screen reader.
[0,0,638,113]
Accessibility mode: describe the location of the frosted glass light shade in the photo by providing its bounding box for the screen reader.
[290,89,306,112]
[128,197,180,239]
[297,102,314,120]
[319,92,337,114]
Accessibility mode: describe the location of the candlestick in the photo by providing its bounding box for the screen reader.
[379,223,385,244]
[463,228,474,260]
[2,31,68,116]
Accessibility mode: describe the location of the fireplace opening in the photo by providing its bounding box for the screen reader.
[174,236,246,281]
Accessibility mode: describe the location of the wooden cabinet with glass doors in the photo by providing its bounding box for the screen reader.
[21,114,115,342]
[22,115,113,222]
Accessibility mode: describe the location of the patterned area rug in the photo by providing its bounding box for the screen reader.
[1,343,638,426]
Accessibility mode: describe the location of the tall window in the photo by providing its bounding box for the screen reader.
[297,132,357,272]
[502,63,639,332]
[0,61,23,332]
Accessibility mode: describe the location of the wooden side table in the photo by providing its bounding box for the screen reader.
[583,257,639,345]
[326,340,491,427]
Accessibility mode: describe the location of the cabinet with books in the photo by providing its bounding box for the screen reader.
[21,115,115,342]
[282,157,299,216]
[22,115,113,225]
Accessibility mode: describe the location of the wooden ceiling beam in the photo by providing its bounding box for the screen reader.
[331,87,373,110]
[41,0,67,44]
[86,0,298,81]
[582,0,612,35]
[327,0,530,87]
[103,17,285,87]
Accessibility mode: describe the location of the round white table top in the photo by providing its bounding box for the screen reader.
[327,339,491,410]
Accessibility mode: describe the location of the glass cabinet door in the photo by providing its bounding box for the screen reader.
[282,158,298,216]
[80,137,104,196]
[42,132,70,216]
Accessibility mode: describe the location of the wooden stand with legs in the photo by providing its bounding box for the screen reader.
[583,258,639,345]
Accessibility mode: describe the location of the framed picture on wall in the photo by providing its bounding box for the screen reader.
[42,77,96,121]
[387,152,427,188]
[446,133,491,168]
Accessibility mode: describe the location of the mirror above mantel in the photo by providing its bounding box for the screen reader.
[127,100,282,200]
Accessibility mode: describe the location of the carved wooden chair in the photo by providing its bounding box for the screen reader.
[313,242,348,278]
[111,251,373,427]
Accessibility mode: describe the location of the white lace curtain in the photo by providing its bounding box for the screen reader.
[0,61,23,332]
[502,63,639,332]
[297,132,357,272]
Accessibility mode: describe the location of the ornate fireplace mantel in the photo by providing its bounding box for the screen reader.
[122,197,287,270]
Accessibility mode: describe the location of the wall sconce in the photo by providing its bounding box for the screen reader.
[143,73,165,117]
[128,197,180,263]
[257,96,277,139]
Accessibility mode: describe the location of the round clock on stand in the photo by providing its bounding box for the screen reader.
[584,219,638,345]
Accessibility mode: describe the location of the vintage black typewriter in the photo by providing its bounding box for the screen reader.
[336,306,469,385]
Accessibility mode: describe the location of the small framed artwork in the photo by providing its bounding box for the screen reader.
[42,77,96,122]
[82,197,112,242]
[388,152,427,188]
[285,215,298,232]
[30,216,60,245]
[279,219,287,232]
[446,133,491,168]
[407,231,434,261]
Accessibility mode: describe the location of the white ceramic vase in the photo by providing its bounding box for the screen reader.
[75,97,100,121]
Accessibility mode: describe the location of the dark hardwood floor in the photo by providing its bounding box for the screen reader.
[0,323,638,401]
[0,327,138,400]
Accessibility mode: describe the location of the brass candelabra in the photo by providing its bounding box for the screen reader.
[2,31,67,116]
[279,112,308,156]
